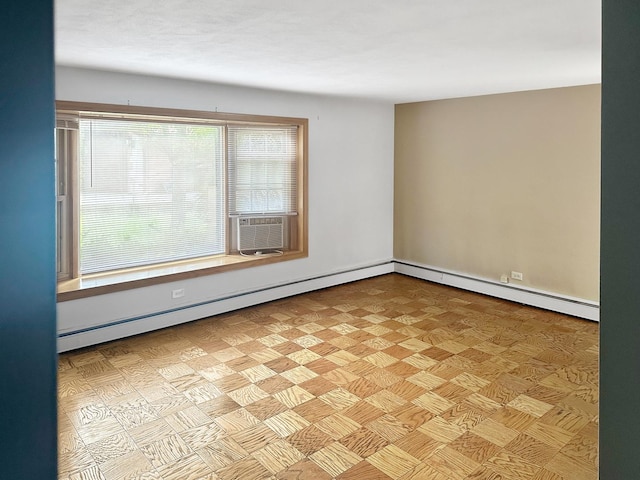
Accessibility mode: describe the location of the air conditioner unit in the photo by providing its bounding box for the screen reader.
[237,216,284,252]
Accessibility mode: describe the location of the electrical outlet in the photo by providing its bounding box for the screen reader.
[511,271,523,281]
[172,288,185,299]
[500,274,509,284]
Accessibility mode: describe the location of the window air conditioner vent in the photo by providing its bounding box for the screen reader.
[237,216,284,251]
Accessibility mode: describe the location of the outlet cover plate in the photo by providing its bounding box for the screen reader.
[172,288,185,299]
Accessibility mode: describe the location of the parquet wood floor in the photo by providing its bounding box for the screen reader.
[58,274,599,479]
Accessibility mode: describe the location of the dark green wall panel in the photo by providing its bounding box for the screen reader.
[0,1,57,479]
[601,0,640,477]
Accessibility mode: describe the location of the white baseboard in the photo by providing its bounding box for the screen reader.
[58,259,599,352]
[57,262,395,352]
[394,261,599,322]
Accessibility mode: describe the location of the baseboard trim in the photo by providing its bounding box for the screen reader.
[57,261,395,352]
[394,261,599,322]
[58,259,599,352]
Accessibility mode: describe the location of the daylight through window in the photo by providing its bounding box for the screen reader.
[55,102,307,292]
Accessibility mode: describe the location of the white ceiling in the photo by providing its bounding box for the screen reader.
[55,0,601,103]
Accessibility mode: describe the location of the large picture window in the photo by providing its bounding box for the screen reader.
[78,119,225,274]
[56,102,307,299]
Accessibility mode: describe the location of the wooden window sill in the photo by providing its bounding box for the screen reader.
[57,250,306,302]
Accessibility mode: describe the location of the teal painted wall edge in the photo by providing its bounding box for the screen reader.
[0,1,58,478]
[601,0,640,477]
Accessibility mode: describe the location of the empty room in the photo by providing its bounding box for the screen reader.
[3,1,640,479]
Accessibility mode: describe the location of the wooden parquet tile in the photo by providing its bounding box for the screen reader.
[58,273,599,479]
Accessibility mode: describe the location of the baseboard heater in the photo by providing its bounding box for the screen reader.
[237,216,284,252]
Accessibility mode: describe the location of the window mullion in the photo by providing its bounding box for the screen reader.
[223,124,230,254]
[70,129,80,279]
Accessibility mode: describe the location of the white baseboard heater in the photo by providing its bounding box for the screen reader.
[237,216,284,251]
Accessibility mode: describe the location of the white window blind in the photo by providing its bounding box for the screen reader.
[228,125,298,215]
[78,118,225,274]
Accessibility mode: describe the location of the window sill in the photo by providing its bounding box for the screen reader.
[57,250,307,302]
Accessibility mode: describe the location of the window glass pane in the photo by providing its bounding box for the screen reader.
[55,127,74,280]
[78,119,224,274]
[228,126,297,215]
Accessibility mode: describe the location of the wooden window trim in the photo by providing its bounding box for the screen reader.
[56,101,308,302]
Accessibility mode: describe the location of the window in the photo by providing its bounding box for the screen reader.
[56,101,307,298]
[228,126,298,215]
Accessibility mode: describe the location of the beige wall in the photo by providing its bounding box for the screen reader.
[394,85,601,301]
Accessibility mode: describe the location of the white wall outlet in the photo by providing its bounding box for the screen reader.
[500,274,509,284]
[511,271,523,281]
[171,288,185,299]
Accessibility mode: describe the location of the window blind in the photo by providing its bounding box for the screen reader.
[78,118,225,274]
[227,125,298,215]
